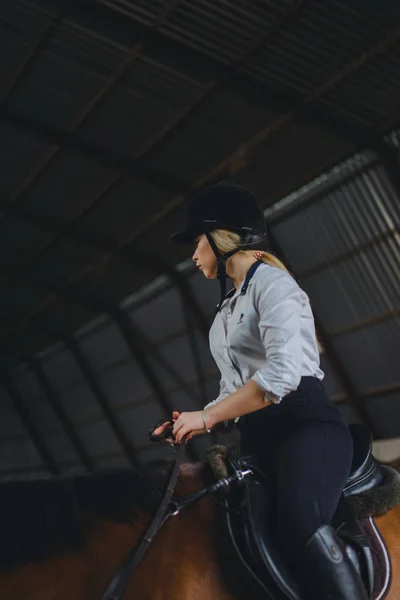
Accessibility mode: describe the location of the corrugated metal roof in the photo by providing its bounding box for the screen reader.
[0,0,399,474]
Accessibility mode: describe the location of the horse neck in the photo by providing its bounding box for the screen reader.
[0,515,150,600]
[0,462,265,600]
[129,461,264,600]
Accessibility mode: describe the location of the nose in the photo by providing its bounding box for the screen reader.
[192,249,198,262]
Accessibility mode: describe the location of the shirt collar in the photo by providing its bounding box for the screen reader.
[223,260,264,304]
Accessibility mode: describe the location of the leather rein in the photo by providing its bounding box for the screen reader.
[100,420,251,600]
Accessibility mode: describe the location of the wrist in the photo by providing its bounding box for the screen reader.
[202,410,212,433]
[203,406,219,430]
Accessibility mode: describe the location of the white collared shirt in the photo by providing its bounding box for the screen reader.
[206,263,324,413]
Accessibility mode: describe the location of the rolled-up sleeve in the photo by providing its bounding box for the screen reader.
[204,376,230,410]
[251,274,303,403]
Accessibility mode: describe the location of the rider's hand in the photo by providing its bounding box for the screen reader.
[152,411,181,444]
[172,411,205,443]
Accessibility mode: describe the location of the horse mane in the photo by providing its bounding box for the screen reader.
[0,462,171,572]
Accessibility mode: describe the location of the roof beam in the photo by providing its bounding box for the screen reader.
[29,357,95,472]
[181,298,209,409]
[267,157,379,227]
[64,335,139,468]
[0,5,57,103]
[59,0,387,149]
[0,374,60,475]
[98,0,318,163]
[0,205,209,340]
[329,307,400,338]
[0,264,203,458]
[1,9,400,348]
[0,305,201,460]
[1,0,377,222]
[0,0,184,221]
[55,0,181,133]
[1,120,398,351]
[111,309,199,461]
[1,111,184,195]
[266,228,380,438]
[297,228,399,280]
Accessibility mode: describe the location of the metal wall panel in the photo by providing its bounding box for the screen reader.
[0,436,43,472]
[268,144,400,436]
[332,320,400,393]
[78,321,132,371]
[1,138,400,475]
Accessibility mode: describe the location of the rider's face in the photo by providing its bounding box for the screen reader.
[192,234,217,279]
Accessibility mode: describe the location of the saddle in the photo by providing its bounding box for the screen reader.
[221,424,391,600]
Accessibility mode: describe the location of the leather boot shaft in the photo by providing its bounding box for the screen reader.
[301,525,369,599]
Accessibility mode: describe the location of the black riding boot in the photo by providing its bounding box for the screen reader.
[301,525,369,599]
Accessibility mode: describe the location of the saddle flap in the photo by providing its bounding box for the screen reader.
[244,479,302,600]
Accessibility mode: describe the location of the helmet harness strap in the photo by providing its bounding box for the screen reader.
[205,232,242,312]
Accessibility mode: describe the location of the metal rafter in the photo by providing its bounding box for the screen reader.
[267,228,379,437]
[5,21,400,346]
[0,116,398,350]
[2,0,384,226]
[0,197,209,338]
[113,308,204,409]
[329,307,400,338]
[268,158,380,227]
[0,5,57,103]
[0,205,209,341]
[3,116,399,351]
[29,357,95,472]
[297,228,400,279]
[0,0,308,294]
[0,373,59,475]
[0,169,122,301]
[64,335,139,468]
[73,0,389,155]
[0,0,182,217]
[361,382,400,401]
[0,263,204,457]
[333,380,400,405]
[0,276,203,461]
[110,0,313,162]
[0,0,188,312]
[1,111,184,193]
[2,3,397,308]
[111,309,199,461]
[2,0,375,207]
[117,34,400,244]
[181,297,209,409]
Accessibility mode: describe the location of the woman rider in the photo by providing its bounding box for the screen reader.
[163,182,367,599]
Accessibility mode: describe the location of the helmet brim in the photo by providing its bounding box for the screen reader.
[170,228,200,245]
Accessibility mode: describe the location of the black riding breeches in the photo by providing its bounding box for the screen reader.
[238,377,353,565]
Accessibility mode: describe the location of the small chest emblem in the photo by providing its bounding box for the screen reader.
[237,313,244,325]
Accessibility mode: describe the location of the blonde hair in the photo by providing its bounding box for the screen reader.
[210,229,323,353]
[210,229,291,274]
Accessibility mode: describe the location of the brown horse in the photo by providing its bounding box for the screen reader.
[0,459,399,600]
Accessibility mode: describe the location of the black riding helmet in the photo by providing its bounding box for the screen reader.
[171,182,270,310]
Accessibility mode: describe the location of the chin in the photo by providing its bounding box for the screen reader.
[203,269,217,279]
